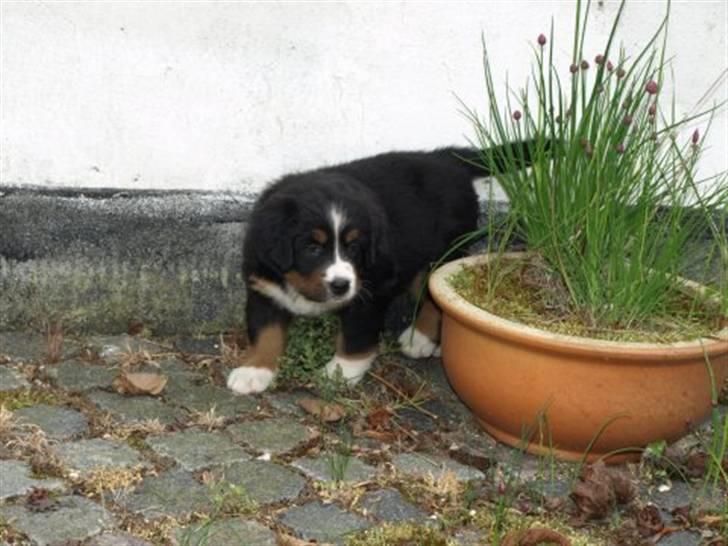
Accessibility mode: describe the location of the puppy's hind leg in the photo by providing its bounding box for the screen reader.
[399,274,442,358]
[227,292,290,394]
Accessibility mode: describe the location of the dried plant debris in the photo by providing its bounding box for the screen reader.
[634,504,664,537]
[502,527,572,546]
[298,396,346,422]
[112,371,167,396]
[25,487,58,512]
[570,460,635,520]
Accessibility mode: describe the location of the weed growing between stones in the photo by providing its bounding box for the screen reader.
[0,388,61,411]
[176,480,258,546]
[277,316,337,386]
[326,424,355,483]
[346,522,452,546]
[74,465,146,501]
[0,405,65,478]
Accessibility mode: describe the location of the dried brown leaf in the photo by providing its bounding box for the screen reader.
[25,488,57,512]
[570,461,636,521]
[502,527,572,546]
[366,406,393,429]
[608,467,636,504]
[635,504,663,537]
[570,461,615,520]
[112,371,167,396]
[298,397,346,422]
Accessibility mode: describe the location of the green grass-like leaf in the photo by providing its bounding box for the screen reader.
[463,0,727,332]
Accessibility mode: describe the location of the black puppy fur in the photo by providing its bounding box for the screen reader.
[227,144,528,394]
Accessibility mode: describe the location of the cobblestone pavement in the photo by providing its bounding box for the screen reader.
[0,331,725,545]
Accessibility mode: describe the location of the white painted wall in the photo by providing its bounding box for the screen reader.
[1,1,726,194]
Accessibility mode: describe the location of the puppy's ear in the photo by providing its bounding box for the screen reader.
[250,196,299,273]
[365,201,392,270]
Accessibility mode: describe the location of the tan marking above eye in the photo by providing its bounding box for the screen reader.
[344,229,361,244]
[312,229,328,245]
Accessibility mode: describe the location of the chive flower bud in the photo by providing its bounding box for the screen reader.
[616,143,625,154]
[570,63,578,74]
[623,115,633,126]
[538,34,547,46]
[512,110,522,121]
[616,67,626,79]
[595,54,605,65]
[580,59,589,70]
[692,129,700,145]
[606,60,614,71]
[648,103,657,116]
[645,80,659,95]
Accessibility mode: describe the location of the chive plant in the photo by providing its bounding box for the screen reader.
[464,0,727,332]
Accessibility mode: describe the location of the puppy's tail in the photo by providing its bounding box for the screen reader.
[444,140,540,177]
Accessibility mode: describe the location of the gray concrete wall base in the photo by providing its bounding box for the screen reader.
[1,188,252,335]
[0,186,722,335]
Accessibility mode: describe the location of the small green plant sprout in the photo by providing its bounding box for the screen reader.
[326,423,354,483]
[463,0,727,335]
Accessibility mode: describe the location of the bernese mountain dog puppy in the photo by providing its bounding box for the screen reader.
[227,145,524,394]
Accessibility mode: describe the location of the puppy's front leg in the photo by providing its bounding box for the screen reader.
[227,292,290,394]
[325,303,383,385]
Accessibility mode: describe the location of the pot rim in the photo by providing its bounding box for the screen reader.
[429,252,728,360]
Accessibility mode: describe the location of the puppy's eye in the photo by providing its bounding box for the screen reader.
[346,242,360,255]
[306,243,324,256]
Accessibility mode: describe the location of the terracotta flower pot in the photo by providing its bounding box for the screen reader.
[429,252,728,462]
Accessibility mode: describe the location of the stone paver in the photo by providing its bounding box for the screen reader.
[89,335,167,361]
[175,518,276,546]
[227,417,315,454]
[292,454,378,484]
[279,501,371,544]
[88,389,184,425]
[173,337,220,355]
[55,438,149,477]
[168,381,258,417]
[0,495,114,546]
[49,359,117,390]
[14,403,89,440]
[0,460,65,501]
[215,460,306,505]
[392,452,485,482]
[659,531,701,546]
[0,331,77,362]
[87,533,153,546]
[0,365,29,391]
[118,470,212,520]
[146,429,250,471]
[358,488,428,523]
[646,480,725,514]
[264,390,309,416]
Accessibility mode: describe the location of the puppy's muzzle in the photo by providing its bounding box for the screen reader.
[328,277,351,297]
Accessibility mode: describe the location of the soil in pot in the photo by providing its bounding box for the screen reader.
[450,253,724,344]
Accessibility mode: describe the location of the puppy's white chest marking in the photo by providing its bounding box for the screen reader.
[249,275,346,316]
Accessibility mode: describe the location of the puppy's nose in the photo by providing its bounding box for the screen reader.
[329,278,350,296]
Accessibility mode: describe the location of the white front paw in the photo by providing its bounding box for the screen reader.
[227,366,275,394]
[398,326,440,359]
[324,354,375,386]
